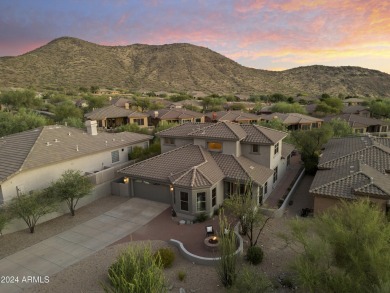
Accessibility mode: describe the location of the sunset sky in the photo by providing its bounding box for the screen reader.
[1,0,389,73]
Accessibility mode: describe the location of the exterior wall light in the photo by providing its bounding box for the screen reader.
[123,177,129,184]
[170,185,174,192]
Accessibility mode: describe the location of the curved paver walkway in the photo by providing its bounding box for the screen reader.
[0,198,168,293]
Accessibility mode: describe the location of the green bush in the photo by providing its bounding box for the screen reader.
[246,246,264,265]
[154,247,175,269]
[104,244,166,293]
[195,212,208,223]
[177,271,186,282]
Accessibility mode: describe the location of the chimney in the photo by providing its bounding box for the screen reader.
[85,120,98,135]
[154,111,159,118]
[125,102,130,109]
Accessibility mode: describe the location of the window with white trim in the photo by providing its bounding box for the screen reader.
[274,142,279,155]
[212,188,217,207]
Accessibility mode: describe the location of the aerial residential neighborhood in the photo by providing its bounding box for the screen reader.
[1,1,390,292]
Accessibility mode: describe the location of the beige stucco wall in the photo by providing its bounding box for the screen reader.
[241,144,271,167]
[160,138,192,153]
[129,117,148,128]
[1,142,148,202]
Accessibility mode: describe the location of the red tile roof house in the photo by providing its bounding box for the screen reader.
[0,121,152,233]
[310,136,390,215]
[119,121,294,220]
[260,112,323,130]
[148,108,205,127]
[85,105,149,129]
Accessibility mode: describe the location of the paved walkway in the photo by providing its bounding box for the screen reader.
[265,154,303,208]
[0,198,168,293]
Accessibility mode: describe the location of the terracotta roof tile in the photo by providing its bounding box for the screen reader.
[189,122,247,141]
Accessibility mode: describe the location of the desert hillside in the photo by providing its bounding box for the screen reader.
[1,37,390,97]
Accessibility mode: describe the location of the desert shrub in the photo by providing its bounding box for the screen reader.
[177,271,186,282]
[195,212,208,223]
[232,266,273,293]
[216,209,238,288]
[154,247,175,268]
[104,244,166,293]
[246,246,263,265]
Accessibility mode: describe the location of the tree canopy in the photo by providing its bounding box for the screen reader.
[0,109,49,137]
[288,199,390,293]
[270,102,307,114]
[50,170,93,216]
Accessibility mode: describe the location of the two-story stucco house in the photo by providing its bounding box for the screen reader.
[0,121,152,232]
[119,121,294,220]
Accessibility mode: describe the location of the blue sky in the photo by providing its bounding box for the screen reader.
[1,0,389,73]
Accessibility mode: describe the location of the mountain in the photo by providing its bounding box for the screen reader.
[1,36,390,97]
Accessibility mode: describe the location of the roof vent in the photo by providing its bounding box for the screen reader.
[249,166,254,170]
[46,142,51,146]
[112,138,115,141]
[68,132,71,136]
[54,138,59,143]
[105,140,108,146]
[76,145,79,152]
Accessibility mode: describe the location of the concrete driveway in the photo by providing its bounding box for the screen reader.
[0,198,168,293]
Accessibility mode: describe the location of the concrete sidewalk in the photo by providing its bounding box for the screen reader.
[0,198,168,293]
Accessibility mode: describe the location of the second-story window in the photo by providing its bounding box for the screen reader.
[252,144,259,153]
[207,142,222,152]
[111,150,119,163]
[273,166,278,183]
[274,142,279,155]
[164,137,175,145]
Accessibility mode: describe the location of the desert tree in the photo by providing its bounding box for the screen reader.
[223,181,271,247]
[50,170,93,216]
[290,125,333,174]
[7,190,58,233]
[327,117,353,137]
[286,199,390,293]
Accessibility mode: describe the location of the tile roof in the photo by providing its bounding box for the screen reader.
[156,123,214,138]
[205,111,260,122]
[157,122,287,145]
[211,153,273,185]
[148,108,204,119]
[260,113,323,124]
[240,124,287,144]
[119,144,224,188]
[0,126,152,183]
[323,114,390,127]
[85,105,147,120]
[310,162,390,199]
[109,97,132,107]
[319,138,390,174]
[119,143,273,188]
[311,136,390,200]
[189,122,247,141]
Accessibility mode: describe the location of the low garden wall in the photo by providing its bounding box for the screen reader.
[169,223,243,266]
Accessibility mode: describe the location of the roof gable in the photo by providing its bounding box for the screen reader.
[189,121,247,141]
[85,105,147,120]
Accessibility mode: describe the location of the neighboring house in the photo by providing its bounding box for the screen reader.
[310,136,390,214]
[148,108,205,126]
[119,121,293,220]
[323,114,390,134]
[109,97,133,108]
[342,98,365,106]
[260,113,323,130]
[205,111,261,124]
[85,105,149,128]
[342,105,370,117]
[0,121,151,231]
